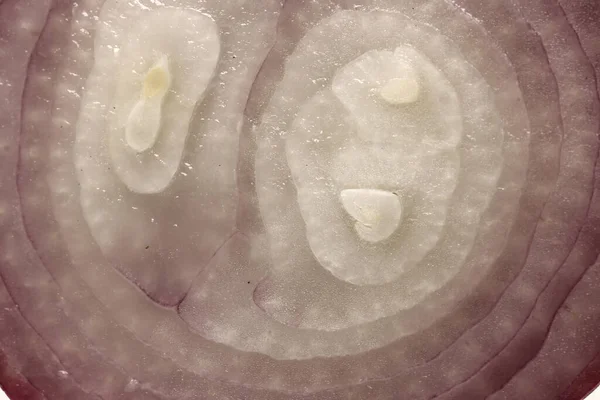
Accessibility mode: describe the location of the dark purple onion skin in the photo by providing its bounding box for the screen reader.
[1,0,600,399]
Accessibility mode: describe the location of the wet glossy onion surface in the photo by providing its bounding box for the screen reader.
[1,0,600,399]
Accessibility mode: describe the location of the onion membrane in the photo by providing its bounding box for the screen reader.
[0,0,599,399]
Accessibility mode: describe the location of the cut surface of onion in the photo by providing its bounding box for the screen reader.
[0,0,599,399]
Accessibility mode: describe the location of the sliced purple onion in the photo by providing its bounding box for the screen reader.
[0,0,599,399]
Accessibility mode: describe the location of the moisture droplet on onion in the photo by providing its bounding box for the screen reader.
[0,0,599,399]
